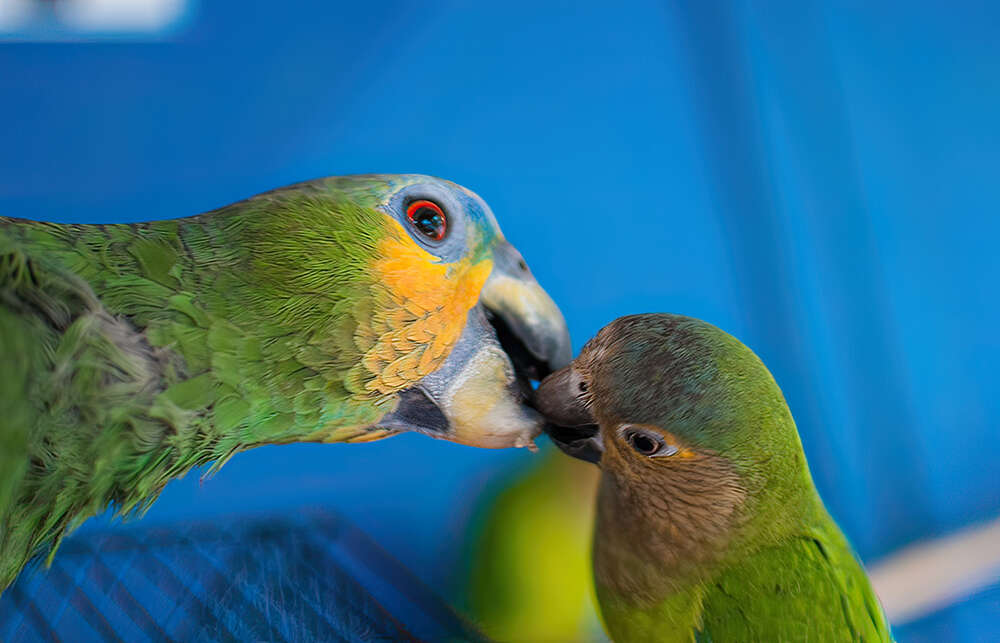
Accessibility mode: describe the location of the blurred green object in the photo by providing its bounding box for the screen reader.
[460,448,604,642]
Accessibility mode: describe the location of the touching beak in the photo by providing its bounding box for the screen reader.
[535,365,604,464]
[375,241,572,449]
[478,242,573,380]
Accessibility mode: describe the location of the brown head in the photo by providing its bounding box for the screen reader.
[535,313,818,603]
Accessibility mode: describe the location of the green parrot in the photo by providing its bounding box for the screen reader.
[536,313,891,642]
[0,174,571,592]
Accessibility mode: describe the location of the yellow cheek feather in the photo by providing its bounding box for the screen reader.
[355,219,492,398]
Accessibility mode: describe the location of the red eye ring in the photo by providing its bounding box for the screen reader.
[406,199,448,242]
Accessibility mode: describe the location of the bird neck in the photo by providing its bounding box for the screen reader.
[591,449,827,620]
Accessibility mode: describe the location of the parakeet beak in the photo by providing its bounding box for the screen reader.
[535,365,603,464]
[377,241,572,449]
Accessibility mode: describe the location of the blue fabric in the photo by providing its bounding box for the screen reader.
[0,1,997,638]
[0,510,482,642]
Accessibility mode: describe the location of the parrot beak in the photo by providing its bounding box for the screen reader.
[478,242,573,381]
[535,365,603,464]
[376,241,572,449]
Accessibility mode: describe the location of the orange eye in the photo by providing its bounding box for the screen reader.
[406,200,447,242]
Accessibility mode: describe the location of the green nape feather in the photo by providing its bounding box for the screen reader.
[0,178,407,591]
[537,314,892,642]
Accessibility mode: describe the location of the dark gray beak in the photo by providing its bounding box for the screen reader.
[535,365,603,464]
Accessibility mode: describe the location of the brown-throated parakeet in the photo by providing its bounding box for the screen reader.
[0,174,570,592]
[537,313,891,642]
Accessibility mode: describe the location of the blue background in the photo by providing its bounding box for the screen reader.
[2,1,998,639]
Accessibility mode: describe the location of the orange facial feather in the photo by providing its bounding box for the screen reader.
[356,219,493,397]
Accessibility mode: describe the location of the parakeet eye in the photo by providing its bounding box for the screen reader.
[406,200,448,242]
[622,426,679,458]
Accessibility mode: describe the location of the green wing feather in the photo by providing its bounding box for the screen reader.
[697,521,891,642]
[0,179,398,590]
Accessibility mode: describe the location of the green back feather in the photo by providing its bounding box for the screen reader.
[0,177,412,590]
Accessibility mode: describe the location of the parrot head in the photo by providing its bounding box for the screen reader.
[535,314,811,595]
[536,312,799,478]
[251,174,571,449]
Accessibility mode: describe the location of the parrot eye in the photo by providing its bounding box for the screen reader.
[406,200,448,242]
[621,426,678,458]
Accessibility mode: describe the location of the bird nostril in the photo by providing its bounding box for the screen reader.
[517,259,528,273]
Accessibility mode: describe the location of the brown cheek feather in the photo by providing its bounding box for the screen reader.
[593,430,748,604]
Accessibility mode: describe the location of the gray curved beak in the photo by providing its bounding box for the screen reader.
[479,241,573,378]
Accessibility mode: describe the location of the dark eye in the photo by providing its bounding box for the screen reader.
[406,200,447,242]
[622,426,678,458]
